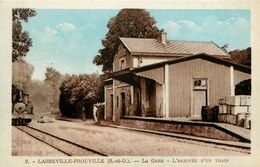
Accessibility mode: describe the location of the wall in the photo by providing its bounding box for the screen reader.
[105,80,136,123]
[168,59,231,118]
[113,44,133,72]
[135,67,165,117]
[136,67,164,84]
[120,117,249,142]
[109,79,164,121]
[104,83,113,121]
[113,79,133,123]
[133,56,175,68]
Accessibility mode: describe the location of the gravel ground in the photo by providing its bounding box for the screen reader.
[12,126,66,156]
[26,120,248,156]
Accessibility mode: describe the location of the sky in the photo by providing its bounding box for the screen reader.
[22,9,250,80]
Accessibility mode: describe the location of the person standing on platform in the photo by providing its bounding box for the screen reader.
[93,103,101,125]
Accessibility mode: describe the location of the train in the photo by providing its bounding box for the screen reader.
[12,86,33,126]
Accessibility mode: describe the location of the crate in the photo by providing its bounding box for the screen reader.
[218,114,227,123]
[225,95,251,106]
[219,105,227,114]
[225,96,241,106]
[226,105,232,114]
[218,98,226,105]
[240,95,251,106]
[248,106,251,114]
[226,114,237,125]
[230,106,248,115]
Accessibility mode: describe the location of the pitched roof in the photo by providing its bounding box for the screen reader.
[133,53,250,74]
[119,37,229,58]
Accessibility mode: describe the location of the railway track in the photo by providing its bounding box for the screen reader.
[108,125,251,154]
[15,126,108,156]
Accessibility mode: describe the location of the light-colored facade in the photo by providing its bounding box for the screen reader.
[104,33,251,123]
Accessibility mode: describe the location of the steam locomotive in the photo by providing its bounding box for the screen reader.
[12,87,33,126]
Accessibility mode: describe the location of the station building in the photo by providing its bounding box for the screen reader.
[103,32,251,123]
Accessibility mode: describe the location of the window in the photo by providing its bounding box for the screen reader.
[193,78,207,90]
[137,56,143,67]
[120,58,125,69]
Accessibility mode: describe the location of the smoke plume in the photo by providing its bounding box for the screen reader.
[12,60,34,93]
[12,60,53,119]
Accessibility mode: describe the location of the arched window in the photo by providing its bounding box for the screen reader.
[120,58,126,70]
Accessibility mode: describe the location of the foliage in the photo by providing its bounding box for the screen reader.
[59,73,102,118]
[12,8,36,62]
[235,79,251,95]
[229,47,251,67]
[93,9,160,73]
[44,67,63,114]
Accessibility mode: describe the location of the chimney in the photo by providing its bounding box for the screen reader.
[158,31,167,45]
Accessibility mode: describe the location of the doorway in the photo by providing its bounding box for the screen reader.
[147,79,156,117]
[192,78,208,119]
[110,94,113,121]
[121,92,126,116]
[192,90,207,119]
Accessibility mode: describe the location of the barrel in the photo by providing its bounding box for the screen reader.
[201,106,219,122]
[201,106,209,121]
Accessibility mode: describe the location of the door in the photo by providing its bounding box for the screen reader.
[147,79,156,117]
[110,94,113,121]
[192,90,206,119]
[135,91,141,116]
[121,92,126,116]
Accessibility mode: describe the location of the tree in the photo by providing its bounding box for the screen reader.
[59,73,102,119]
[229,47,251,67]
[44,67,63,114]
[12,8,36,62]
[93,9,160,73]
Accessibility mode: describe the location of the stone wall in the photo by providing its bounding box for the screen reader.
[120,116,249,142]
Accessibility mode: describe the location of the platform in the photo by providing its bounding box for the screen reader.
[57,116,250,144]
[117,116,251,143]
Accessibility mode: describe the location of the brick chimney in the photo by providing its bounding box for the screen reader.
[157,32,167,45]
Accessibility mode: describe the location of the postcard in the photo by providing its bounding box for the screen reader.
[0,0,260,167]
